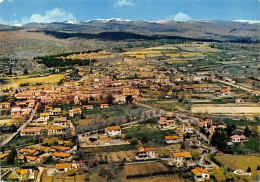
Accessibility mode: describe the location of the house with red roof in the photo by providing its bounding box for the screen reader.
[191,167,210,181]
[230,134,248,143]
[135,147,156,160]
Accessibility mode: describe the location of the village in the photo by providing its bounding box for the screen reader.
[0,42,259,181]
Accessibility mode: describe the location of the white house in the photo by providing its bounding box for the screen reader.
[106,126,121,136]
[135,147,156,160]
[191,167,210,182]
[165,135,180,144]
[230,134,248,143]
[170,152,193,167]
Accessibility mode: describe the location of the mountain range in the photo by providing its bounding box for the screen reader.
[1,19,259,43]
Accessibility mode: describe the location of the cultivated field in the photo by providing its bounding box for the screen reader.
[191,104,260,114]
[128,175,185,182]
[215,155,260,181]
[94,150,136,163]
[1,74,65,88]
[124,162,169,178]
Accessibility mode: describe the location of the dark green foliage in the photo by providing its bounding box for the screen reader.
[211,128,228,151]
[247,167,251,172]
[6,147,17,165]
[243,125,251,137]
[130,138,138,145]
[23,68,29,75]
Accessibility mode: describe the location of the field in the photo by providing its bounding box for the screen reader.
[128,175,185,182]
[94,150,136,163]
[1,74,65,88]
[41,172,85,182]
[191,104,260,114]
[0,117,25,126]
[141,100,184,111]
[215,155,260,181]
[124,162,169,178]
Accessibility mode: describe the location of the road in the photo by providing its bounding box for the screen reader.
[0,102,40,148]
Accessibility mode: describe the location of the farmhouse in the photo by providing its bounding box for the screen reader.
[51,146,71,153]
[106,126,121,136]
[40,113,50,121]
[170,152,193,167]
[53,117,67,126]
[53,152,71,160]
[235,97,244,103]
[19,149,39,156]
[18,155,38,163]
[20,127,42,136]
[49,108,62,115]
[11,107,22,116]
[230,134,248,143]
[191,167,210,182]
[135,147,156,160]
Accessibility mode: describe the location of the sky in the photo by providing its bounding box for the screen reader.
[0,0,259,25]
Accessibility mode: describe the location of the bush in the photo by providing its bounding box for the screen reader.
[130,138,138,145]
[67,169,76,176]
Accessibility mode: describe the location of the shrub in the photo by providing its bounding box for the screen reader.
[130,138,138,145]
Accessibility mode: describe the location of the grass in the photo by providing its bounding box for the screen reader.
[123,124,176,147]
[232,137,260,153]
[215,155,260,181]
[223,118,260,126]
[1,74,65,88]
[142,100,184,111]
[7,135,35,147]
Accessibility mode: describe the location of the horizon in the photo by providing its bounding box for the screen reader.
[0,0,259,26]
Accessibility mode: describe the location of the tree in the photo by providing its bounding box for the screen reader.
[126,95,134,104]
[243,125,251,137]
[107,95,114,105]
[211,128,228,151]
[247,166,251,172]
[141,135,149,144]
[130,138,138,145]
[23,68,29,75]
[6,147,17,165]
[211,167,226,182]
[191,149,201,160]
[157,148,170,158]
[257,165,260,170]
[124,133,132,141]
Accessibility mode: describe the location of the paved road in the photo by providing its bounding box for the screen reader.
[0,102,39,148]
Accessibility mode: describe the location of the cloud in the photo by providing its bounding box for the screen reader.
[114,0,134,7]
[0,0,4,3]
[20,8,75,24]
[171,12,191,21]
[0,0,13,3]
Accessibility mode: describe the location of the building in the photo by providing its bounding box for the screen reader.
[191,167,210,182]
[0,102,11,109]
[56,163,79,173]
[20,127,42,136]
[51,146,71,153]
[53,152,71,160]
[106,126,121,136]
[230,134,248,143]
[49,108,62,115]
[53,117,67,126]
[170,152,193,167]
[165,135,180,144]
[83,105,94,110]
[69,108,82,117]
[19,149,39,156]
[101,104,109,108]
[40,113,50,121]
[235,97,244,104]
[48,126,64,135]
[157,117,176,129]
[135,147,156,160]
[11,107,22,116]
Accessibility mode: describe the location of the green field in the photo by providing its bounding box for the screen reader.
[141,100,184,111]
[215,155,260,181]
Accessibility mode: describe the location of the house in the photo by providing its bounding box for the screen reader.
[101,104,109,108]
[40,113,50,121]
[45,105,53,112]
[106,126,121,136]
[191,167,210,182]
[198,118,212,128]
[0,102,11,109]
[51,146,71,153]
[157,117,176,129]
[190,139,201,147]
[56,163,79,173]
[18,155,38,163]
[14,169,34,181]
[135,147,156,160]
[165,135,180,144]
[69,108,82,117]
[19,149,39,156]
[230,134,248,143]
[49,108,62,115]
[53,152,71,160]
[83,105,94,110]
[235,97,244,103]
[11,107,21,116]
[48,126,64,135]
[53,117,67,126]
[246,116,255,121]
[0,153,9,160]
[170,152,193,167]
[20,127,42,136]
[182,126,194,133]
